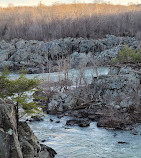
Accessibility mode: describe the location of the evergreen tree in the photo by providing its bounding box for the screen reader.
[0,69,39,125]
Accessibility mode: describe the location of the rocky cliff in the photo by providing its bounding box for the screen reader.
[0,99,56,158]
[90,66,141,109]
[0,35,140,73]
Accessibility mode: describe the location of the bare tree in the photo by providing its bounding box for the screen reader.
[0,3,140,41]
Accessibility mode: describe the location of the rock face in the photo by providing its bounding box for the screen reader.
[47,92,76,114]
[0,99,23,158]
[0,35,140,73]
[90,66,141,109]
[0,99,56,158]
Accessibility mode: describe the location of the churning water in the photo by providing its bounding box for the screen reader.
[29,115,141,158]
[9,67,141,158]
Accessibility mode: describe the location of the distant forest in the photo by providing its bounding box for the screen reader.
[0,3,141,41]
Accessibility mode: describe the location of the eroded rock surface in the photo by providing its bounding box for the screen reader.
[90,66,141,108]
[0,35,140,73]
[0,99,56,158]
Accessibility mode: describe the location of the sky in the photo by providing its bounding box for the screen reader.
[0,0,140,7]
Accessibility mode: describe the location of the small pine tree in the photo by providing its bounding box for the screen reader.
[111,44,141,64]
[0,69,39,126]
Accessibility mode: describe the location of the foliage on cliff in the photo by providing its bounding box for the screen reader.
[111,45,141,64]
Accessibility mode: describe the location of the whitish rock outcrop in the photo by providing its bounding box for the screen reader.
[90,66,141,109]
[0,35,140,73]
[47,92,76,114]
[0,99,56,158]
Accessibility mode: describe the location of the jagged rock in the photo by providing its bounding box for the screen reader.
[47,92,76,114]
[90,67,141,108]
[0,99,56,158]
[0,99,23,158]
[39,144,57,158]
[18,122,41,158]
[0,35,140,73]
[95,47,120,65]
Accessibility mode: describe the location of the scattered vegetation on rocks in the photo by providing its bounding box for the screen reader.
[111,45,141,64]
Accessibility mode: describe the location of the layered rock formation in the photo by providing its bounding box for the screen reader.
[0,99,56,158]
[0,35,140,73]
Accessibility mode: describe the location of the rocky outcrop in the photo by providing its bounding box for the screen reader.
[90,66,141,109]
[0,99,23,158]
[37,65,141,113]
[0,99,56,158]
[0,35,140,73]
[66,119,90,127]
[47,92,76,114]
[37,65,141,129]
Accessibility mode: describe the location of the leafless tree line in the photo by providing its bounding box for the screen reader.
[0,3,141,41]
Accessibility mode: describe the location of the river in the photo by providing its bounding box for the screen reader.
[29,114,141,158]
[8,67,109,84]
[9,67,141,158]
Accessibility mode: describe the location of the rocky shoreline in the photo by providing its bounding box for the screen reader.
[34,65,141,130]
[0,35,140,73]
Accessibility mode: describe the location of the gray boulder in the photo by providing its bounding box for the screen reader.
[48,92,76,114]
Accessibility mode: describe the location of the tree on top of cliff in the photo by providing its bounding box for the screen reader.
[0,68,39,125]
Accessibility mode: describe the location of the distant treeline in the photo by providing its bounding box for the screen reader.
[0,3,141,41]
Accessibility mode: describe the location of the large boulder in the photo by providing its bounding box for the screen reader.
[47,92,76,114]
[66,119,90,127]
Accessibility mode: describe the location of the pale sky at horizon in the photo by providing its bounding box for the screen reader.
[0,0,140,7]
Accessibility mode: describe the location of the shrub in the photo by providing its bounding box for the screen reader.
[111,45,141,64]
